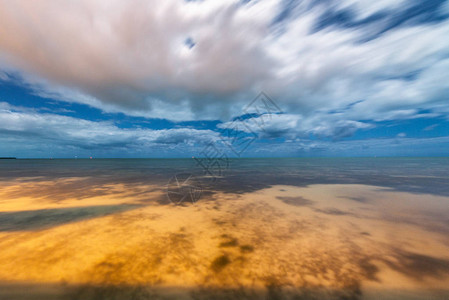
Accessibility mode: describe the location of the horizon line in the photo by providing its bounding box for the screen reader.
[3,156,449,160]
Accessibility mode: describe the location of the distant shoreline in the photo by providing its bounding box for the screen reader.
[0,157,16,160]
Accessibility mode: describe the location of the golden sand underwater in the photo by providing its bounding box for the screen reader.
[1,178,449,299]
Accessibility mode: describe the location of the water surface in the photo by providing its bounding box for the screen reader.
[1,158,448,299]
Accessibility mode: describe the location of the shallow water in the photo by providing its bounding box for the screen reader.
[0,158,448,299]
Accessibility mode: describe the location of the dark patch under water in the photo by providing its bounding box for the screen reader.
[0,205,141,231]
[276,196,315,206]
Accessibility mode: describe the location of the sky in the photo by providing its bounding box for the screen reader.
[0,0,448,158]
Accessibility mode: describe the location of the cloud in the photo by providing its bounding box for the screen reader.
[423,124,438,131]
[218,113,371,140]
[0,0,277,120]
[0,102,219,157]
[1,101,447,158]
[267,3,449,120]
[443,1,449,15]
[0,0,448,138]
[246,134,449,157]
[336,0,409,18]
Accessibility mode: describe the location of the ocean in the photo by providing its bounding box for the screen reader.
[0,158,449,299]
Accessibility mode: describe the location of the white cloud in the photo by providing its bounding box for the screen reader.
[266,6,449,124]
[0,0,448,133]
[336,0,410,19]
[442,1,449,15]
[0,0,277,120]
[0,102,219,156]
[247,135,449,157]
[218,113,372,140]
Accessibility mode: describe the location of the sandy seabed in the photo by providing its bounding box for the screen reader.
[0,178,449,300]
